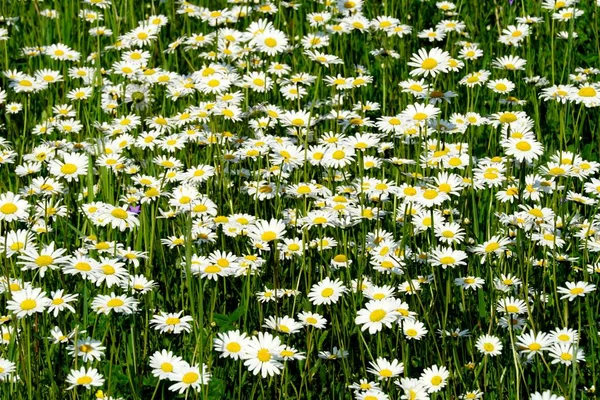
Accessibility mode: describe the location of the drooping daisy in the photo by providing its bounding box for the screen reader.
[429,246,468,269]
[263,315,303,335]
[397,378,429,400]
[367,357,404,380]
[356,390,389,400]
[66,367,105,390]
[297,311,328,329]
[150,311,193,334]
[496,296,528,314]
[516,331,553,358]
[67,337,106,362]
[548,343,585,366]
[557,281,596,301]
[91,293,138,315]
[98,205,140,231]
[168,362,211,394]
[454,276,485,290]
[530,391,565,400]
[492,55,527,70]
[400,102,441,125]
[0,358,16,381]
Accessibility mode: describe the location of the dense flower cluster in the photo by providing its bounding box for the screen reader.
[0,0,599,398]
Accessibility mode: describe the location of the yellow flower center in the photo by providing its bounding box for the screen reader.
[485,242,500,253]
[413,112,428,121]
[404,187,417,196]
[406,328,417,337]
[10,242,24,251]
[257,349,271,362]
[261,231,277,242]
[549,167,566,175]
[514,141,531,151]
[204,265,221,274]
[264,38,277,48]
[332,150,346,160]
[79,344,93,353]
[76,376,93,385]
[226,342,241,352]
[560,353,572,361]
[499,113,517,123]
[36,255,54,267]
[102,265,115,275]
[182,372,199,384]
[528,343,541,351]
[1,203,17,214]
[379,368,393,377]
[107,298,124,307]
[440,256,456,265]
[422,58,438,70]
[111,208,129,219]
[61,163,78,174]
[438,183,451,193]
[20,299,37,310]
[423,189,439,200]
[369,309,387,322]
[96,242,110,250]
[179,196,192,205]
[578,87,596,97]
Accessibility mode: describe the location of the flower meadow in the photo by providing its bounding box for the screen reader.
[0,0,599,399]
